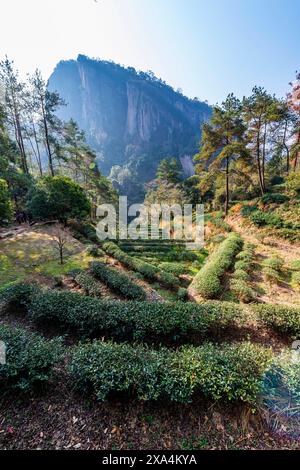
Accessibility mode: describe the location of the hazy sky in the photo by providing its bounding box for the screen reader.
[1,0,299,104]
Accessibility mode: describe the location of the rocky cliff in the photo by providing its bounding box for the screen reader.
[48,55,211,180]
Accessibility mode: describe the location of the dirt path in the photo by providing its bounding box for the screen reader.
[227,215,300,307]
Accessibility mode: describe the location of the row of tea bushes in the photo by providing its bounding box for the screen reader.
[253,304,300,337]
[190,233,243,299]
[29,290,244,341]
[102,242,179,288]
[0,321,273,406]
[90,261,147,300]
[73,271,102,297]
[0,323,63,390]
[0,284,243,342]
[68,340,272,404]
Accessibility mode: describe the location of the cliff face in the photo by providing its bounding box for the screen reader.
[48,55,211,179]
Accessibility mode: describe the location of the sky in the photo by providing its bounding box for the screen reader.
[0,0,299,104]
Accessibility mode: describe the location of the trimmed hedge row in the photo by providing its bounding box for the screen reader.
[68,340,272,404]
[190,233,243,299]
[253,304,300,337]
[0,324,63,390]
[231,243,256,303]
[28,290,243,341]
[90,262,146,300]
[102,242,178,288]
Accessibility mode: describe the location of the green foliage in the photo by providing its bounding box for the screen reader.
[253,304,300,337]
[230,279,256,303]
[240,205,258,217]
[26,176,91,222]
[86,244,102,257]
[90,261,146,300]
[177,287,188,301]
[68,219,97,243]
[291,271,300,288]
[262,267,280,283]
[234,259,251,272]
[263,352,300,412]
[286,170,300,197]
[27,288,243,342]
[157,262,187,276]
[263,256,284,272]
[290,260,300,271]
[0,178,13,224]
[0,281,38,312]
[262,256,283,283]
[190,233,243,299]
[260,193,289,205]
[68,340,272,404]
[74,271,101,297]
[232,269,250,281]
[0,324,63,390]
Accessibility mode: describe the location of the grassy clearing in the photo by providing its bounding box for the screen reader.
[0,227,94,287]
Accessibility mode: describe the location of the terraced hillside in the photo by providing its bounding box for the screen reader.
[0,217,299,450]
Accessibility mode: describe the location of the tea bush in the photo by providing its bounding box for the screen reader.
[74,271,101,297]
[158,262,187,276]
[68,341,272,404]
[90,261,146,300]
[190,233,243,299]
[230,279,256,303]
[28,289,243,342]
[253,304,300,337]
[0,282,38,312]
[102,242,178,288]
[260,193,289,205]
[0,324,63,390]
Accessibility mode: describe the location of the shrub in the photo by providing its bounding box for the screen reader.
[290,260,300,271]
[177,287,188,301]
[158,262,186,276]
[249,210,268,226]
[74,271,101,297]
[263,256,284,272]
[28,289,243,342]
[253,304,300,337]
[102,242,179,288]
[0,282,38,312]
[90,261,146,300]
[291,271,300,289]
[230,279,256,303]
[232,269,250,282]
[240,205,258,217]
[26,176,91,223]
[68,341,272,404]
[86,244,102,257]
[260,193,289,205]
[263,267,281,283]
[0,178,13,225]
[190,233,243,299]
[234,259,251,272]
[0,324,63,390]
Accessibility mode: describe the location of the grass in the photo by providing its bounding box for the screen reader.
[0,227,93,287]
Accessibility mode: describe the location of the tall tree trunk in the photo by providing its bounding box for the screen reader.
[256,126,264,195]
[32,122,43,176]
[225,155,229,216]
[293,131,300,171]
[40,99,54,176]
[262,121,267,191]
